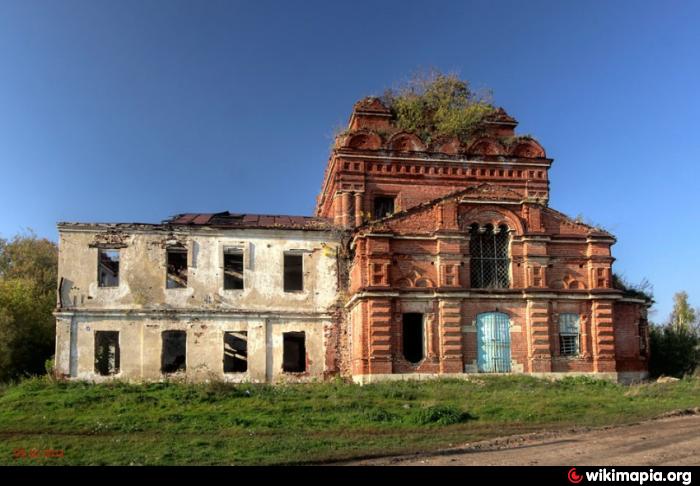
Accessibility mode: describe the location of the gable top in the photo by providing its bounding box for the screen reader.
[356,182,612,238]
[357,183,524,230]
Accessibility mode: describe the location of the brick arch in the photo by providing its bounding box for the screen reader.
[343,131,383,150]
[476,309,516,322]
[467,137,506,156]
[555,275,587,290]
[459,205,525,235]
[563,274,586,290]
[431,136,461,155]
[395,267,435,289]
[387,132,426,152]
[414,277,435,288]
[510,139,545,158]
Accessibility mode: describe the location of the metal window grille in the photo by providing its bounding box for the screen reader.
[470,224,510,289]
[559,313,580,356]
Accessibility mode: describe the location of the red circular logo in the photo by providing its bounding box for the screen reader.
[568,468,583,484]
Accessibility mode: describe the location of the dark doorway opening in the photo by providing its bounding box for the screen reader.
[161,330,186,373]
[282,331,306,372]
[94,331,120,375]
[223,331,248,373]
[402,313,424,364]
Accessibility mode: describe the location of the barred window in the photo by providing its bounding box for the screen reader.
[469,224,510,289]
[559,313,580,356]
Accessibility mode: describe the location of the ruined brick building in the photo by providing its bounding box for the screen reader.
[54,97,650,383]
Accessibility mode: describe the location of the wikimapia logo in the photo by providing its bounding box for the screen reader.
[568,468,583,484]
[567,467,693,485]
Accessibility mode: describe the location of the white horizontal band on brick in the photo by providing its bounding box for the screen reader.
[338,152,552,167]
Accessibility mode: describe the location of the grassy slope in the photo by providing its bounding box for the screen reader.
[0,376,698,465]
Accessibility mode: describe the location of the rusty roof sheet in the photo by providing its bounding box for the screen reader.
[169,214,199,225]
[164,212,333,231]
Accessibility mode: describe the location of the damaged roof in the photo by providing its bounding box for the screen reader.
[58,212,335,232]
[164,212,334,231]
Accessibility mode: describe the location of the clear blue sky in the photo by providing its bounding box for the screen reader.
[0,0,698,321]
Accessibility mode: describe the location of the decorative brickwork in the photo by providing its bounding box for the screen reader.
[56,95,649,384]
[321,97,649,381]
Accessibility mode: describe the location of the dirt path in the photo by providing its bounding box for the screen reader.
[347,413,700,466]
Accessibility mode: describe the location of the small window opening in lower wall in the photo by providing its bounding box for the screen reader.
[223,331,248,373]
[161,330,186,373]
[402,313,424,364]
[94,331,120,375]
[282,331,306,373]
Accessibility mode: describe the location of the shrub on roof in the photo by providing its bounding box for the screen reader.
[381,69,495,144]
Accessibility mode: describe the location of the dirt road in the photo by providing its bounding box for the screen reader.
[347,413,700,466]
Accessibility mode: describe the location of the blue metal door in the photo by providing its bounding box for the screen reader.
[477,312,511,372]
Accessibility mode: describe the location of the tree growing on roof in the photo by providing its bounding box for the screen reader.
[381,69,495,143]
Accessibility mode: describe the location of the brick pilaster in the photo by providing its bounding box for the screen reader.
[367,298,393,374]
[591,300,616,372]
[527,299,552,372]
[438,300,463,373]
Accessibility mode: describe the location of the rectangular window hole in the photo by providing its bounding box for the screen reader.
[283,253,304,292]
[373,196,395,219]
[98,249,120,287]
[223,331,248,373]
[166,248,188,288]
[161,330,186,373]
[223,249,244,290]
[94,331,120,375]
[282,331,306,372]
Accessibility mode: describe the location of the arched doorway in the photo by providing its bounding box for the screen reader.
[476,312,511,372]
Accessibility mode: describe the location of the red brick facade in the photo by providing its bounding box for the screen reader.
[317,97,649,382]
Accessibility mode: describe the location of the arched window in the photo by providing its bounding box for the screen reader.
[470,224,510,289]
[559,313,580,356]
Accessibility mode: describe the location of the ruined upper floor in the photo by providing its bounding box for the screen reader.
[57,216,341,314]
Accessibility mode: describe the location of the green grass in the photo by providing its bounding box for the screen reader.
[0,375,698,465]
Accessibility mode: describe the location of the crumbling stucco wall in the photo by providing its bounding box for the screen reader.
[55,314,328,382]
[55,225,340,382]
[57,226,340,313]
